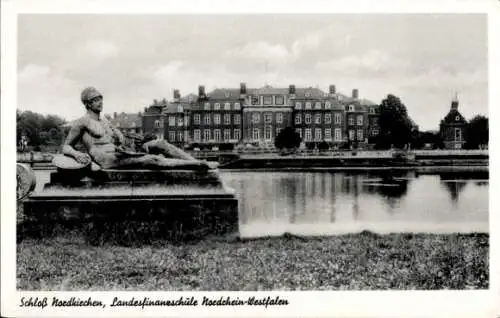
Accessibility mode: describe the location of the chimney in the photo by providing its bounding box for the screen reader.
[352,89,359,99]
[144,107,147,113]
[173,89,180,101]
[113,112,117,118]
[289,85,296,95]
[198,85,205,97]
[240,82,247,95]
[329,85,336,95]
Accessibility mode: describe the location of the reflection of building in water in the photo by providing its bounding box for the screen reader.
[352,175,360,220]
[441,180,468,204]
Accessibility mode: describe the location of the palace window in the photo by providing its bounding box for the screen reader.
[372,117,379,125]
[265,126,272,141]
[455,115,460,121]
[348,105,355,112]
[214,103,220,110]
[305,102,312,109]
[315,128,322,141]
[325,128,332,140]
[275,96,284,105]
[305,113,312,124]
[315,102,322,109]
[334,113,342,125]
[234,129,241,140]
[203,129,211,141]
[204,114,210,125]
[168,117,176,126]
[372,128,379,137]
[296,128,303,138]
[305,128,312,141]
[214,114,221,125]
[295,102,302,109]
[295,114,302,124]
[325,114,332,124]
[224,114,231,125]
[276,128,282,136]
[169,131,175,142]
[334,128,342,141]
[252,128,260,141]
[224,129,231,141]
[234,114,241,125]
[214,129,221,142]
[252,113,260,123]
[276,113,283,124]
[177,105,183,113]
[263,96,273,105]
[234,102,241,109]
[455,128,462,141]
[194,113,201,125]
[177,131,184,142]
[224,102,231,110]
[349,129,355,141]
[177,117,184,126]
[369,107,375,114]
[348,115,354,126]
[194,129,201,142]
[325,102,332,109]
[251,95,260,105]
[357,115,363,126]
[204,102,210,110]
[264,113,273,123]
[357,129,363,141]
[154,119,161,128]
[315,114,322,124]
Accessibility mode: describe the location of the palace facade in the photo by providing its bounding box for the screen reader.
[142,83,381,149]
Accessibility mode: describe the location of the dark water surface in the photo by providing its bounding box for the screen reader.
[34,168,489,237]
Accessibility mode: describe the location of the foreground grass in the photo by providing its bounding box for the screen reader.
[17,232,488,291]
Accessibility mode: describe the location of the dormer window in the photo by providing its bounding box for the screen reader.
[225,91,231,98]
[305,91,311,98]
[295,102,302,109]
[214,103,221,110]
[177,105,183,113]
[348,105,355,112]
[204,102,210,110]
[224,102,231,110]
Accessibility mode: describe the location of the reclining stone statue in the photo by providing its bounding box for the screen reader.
[55,86,214,171]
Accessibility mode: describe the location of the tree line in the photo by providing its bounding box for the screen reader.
[17,110,68,151]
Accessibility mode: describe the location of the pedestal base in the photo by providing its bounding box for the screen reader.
[20,169,239,245]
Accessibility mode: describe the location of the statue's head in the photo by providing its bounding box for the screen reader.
[81,87,103,114]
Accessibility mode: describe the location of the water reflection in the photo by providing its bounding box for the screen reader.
[221,170,489,234]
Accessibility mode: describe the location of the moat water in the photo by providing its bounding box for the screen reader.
[34,168,489,236]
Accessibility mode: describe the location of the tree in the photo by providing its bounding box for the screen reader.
[318,140,330,152]
[465,115,488,149]
[275,126,301,150]
[17,110,67,147]
[375,94,414,149]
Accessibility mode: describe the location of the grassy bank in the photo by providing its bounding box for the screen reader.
[17,232,488,291]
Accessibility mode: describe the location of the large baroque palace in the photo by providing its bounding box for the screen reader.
[140,83,382,149]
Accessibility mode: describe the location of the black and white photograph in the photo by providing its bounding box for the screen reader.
[2,1,499,317]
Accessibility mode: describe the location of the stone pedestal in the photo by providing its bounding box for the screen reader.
[20,169,238,245]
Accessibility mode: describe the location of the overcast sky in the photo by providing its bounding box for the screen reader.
[17,14,487,130]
